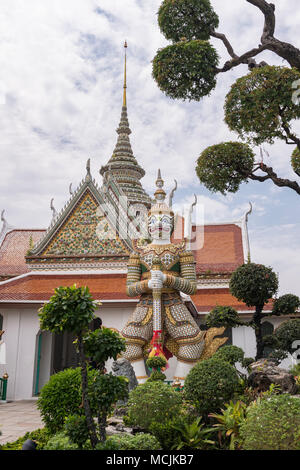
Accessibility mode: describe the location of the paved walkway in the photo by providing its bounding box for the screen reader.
[0,400,44,445]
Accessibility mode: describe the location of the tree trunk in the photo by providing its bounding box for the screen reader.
[98,411,107,443]
[77,333,98,448]
[253,305,265,360]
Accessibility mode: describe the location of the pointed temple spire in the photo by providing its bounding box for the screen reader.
[100,41,151,207]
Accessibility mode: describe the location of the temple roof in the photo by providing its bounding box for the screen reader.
[0,229,45,280]
[0,271,274,314]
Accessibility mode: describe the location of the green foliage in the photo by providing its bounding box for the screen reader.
[152,40,219,101]
[83,327,126,368]
[240,394,300,450]
[92,372,129,416]
[146,356,167,381]
[149,415,188,450]
[147,370,167,382]
[229,263,278,308]
[196,142,255,195]
[64,415,90,449]
[212,345,245,366]
[171,417,216,450]
[158,0,219,42]
[39,285,98,335]
[37,367,98,434]
[209,400,247,450]
[146,356,167,370]
[291,147,300,174]
[103,433,161,451]
[124,381,182,430]
[290,363,300,377]
[272,294,300,316]
[205,305,242,328]
[273,319,300,355]
[184,359,240,416]
[0,428,51,451]
[225,66,300,146]
[44,431,80,450]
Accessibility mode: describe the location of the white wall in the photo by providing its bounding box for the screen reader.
[1,306,40,400]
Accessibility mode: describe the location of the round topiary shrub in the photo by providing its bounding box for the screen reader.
[124,381,182,431]
[272,294,300,316]
[152,40,219,101]
[184,358,240,415]
[37,367,98,434]
[273,319,300,355]
[212,345,245,366]
[158,0,219,42]
[240,394,300,450]
[205,305,242,328]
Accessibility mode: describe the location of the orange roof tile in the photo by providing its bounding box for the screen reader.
[192,224,244,274]
[0,273,128,301]
[0,230,45,278]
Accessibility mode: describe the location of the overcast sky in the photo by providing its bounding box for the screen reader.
[0,0,299,296]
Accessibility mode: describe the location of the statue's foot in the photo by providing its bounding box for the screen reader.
[173,360,196,385]
[131,359,148,384]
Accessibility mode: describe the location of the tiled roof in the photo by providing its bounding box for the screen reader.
[0,230,45,278]
[0,272,265,314]
[0,273,127,301]
[192,289,273,313]
[193,224,244,274]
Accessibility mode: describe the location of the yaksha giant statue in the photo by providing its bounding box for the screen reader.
[121,170,206,383]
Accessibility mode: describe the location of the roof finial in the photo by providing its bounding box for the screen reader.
[85,158,91,181]
[123,40,127,108]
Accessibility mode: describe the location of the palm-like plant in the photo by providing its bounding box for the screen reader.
[209,400,247,450]
[171,417,215,450]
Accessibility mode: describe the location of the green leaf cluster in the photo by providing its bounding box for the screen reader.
[153,40,219,101]
[124,381,182,430]
[273,319,300,355]
[229,263,278,308]
[37,367,98,434]
[83,327,126,368]
[205,305,242,328]
[196,141,255,194]
[39,285,98,335]
[158,0,219,42]
[272,293,300,316]
[184,358,240,416]
[291,147,300,174]
[101,433,161,451]
[64,415,90,449]
[92,372,129,415]
[212,345,245,366]
[240,394,300,450]
[225,66,300,146]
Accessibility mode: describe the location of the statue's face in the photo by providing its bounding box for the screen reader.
[148,213,173,240]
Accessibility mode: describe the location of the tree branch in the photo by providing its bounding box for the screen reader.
[210,31,238,59]
[248,163,300,195]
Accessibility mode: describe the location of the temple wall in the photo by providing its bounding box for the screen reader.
[0,306,40,400]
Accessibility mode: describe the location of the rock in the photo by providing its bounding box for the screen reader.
[111,358,138,404]
[248,359,298,394]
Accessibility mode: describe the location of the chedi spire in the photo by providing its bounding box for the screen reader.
[100,41,151,207]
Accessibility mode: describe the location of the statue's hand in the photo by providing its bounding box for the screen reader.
[150,270,166,283]
[148,278,163,290]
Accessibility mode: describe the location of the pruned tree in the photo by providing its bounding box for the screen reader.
[152,0,300,196]
[205,263,300,361]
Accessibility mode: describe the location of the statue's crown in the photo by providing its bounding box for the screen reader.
[148,169,174,218]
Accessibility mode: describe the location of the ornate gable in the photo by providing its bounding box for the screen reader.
[42,191,129,257]
[26,169,132,270]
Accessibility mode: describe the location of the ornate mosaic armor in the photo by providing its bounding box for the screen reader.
[121,242,206,364]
